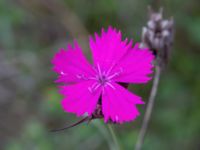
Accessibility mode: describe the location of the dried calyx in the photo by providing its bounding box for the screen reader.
[140,7,174,66]
[91,82,129,123]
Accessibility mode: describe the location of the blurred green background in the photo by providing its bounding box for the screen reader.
[0,0,200,150]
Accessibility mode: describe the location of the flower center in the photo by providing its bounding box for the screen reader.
[98,74,108,85]
[77,63,122,93]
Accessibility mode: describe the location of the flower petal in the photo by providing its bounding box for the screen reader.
[52,40,94,84]
[102,83,144,123]
[113,44,154,84]
[60,80,101,116]
[89,26,133,70]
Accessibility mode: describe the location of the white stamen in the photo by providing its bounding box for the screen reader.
[76,74,82,79]
[106,82,115,90]
[88,87,93,93]
[97,63,102,77]
[105,63,115,76]
[87,76,98,80]
[91,82,99,89]
[115,115,119,121]
[61,71,65,75]
[93,83,101,91]
[78,64,123,93]
[88,82,100,93]
[76,74,89,80]
[107,67,123,80]
[107,72,119,80]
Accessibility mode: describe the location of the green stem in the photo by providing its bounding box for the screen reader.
[135,66,161,150]
[108,124,121,150]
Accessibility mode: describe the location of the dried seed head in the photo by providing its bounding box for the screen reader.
[140,7,174,66]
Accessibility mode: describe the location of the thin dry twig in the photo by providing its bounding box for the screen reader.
[135,65,161,150]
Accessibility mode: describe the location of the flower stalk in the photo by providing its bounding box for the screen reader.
[108,124,121,150]
[135,65,161,150]
[135,7,174,150]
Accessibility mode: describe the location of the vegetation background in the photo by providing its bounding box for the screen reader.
[0,0,200,150]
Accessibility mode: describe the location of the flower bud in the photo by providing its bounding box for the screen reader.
[141,7,174,66]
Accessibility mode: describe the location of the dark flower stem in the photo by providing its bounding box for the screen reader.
[135,65,161,150]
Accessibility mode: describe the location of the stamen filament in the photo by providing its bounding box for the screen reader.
[77,64,122,93]
[106,82,115,90]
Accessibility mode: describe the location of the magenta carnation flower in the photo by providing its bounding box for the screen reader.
[52,27,154,123]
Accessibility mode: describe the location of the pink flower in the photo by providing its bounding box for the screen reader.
[52,27,154,123]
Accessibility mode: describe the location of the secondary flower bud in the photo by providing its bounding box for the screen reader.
[141,7,174,66]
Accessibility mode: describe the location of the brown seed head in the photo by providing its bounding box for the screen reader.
[140,7,174,66]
